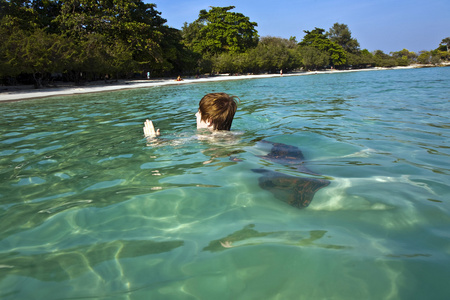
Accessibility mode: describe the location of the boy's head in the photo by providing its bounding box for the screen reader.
[197,93,239,131]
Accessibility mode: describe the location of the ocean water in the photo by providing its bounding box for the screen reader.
[0,67,449,299]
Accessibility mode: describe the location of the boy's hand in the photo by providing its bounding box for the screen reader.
[143,119,160,138]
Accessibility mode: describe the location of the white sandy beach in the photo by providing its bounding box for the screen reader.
[0,66,421,102]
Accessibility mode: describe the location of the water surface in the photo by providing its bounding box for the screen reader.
[1,67,449,299]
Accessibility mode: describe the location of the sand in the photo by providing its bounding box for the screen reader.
[0,67,418,102]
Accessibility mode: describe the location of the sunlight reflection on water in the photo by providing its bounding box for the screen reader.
[0,68,449,299]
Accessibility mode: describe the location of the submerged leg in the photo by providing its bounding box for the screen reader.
[254,141,330,208]
[258,140,318,175]
[253,169,330,208]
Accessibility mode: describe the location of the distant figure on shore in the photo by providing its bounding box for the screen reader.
[280,69,283,76]
[147,72,150,79]
[176,75,183,81]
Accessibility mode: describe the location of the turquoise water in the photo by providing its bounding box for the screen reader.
[1,67,449,299]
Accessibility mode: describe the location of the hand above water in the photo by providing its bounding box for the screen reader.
[143,119,160,138]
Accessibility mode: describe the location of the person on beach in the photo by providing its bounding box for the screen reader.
[143,92,239,138]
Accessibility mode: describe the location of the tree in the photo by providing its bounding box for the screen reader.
[430,54,442,65]
[251,36,300,73]
[326,23,360,53]
[0,0,39,31]
[157,26,199,76]
[439,37,450,52]
[211,52,236,73]
[435,37,450,62]
[0,27,19,80]
[417,51,432,64]
[300,46,330,70]
[207,36,302,74]
[0,0,195,84]
[181,21,203,46]
[373,50,396,67]
[54,0,173,74]
[391,49,417,66]
[2,28,74,87]
[299,28,346,67]
[346,49,374,68]
[31,0,62,33]
[184,6,259,55]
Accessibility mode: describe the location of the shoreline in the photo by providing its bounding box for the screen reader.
[0,65,431,103]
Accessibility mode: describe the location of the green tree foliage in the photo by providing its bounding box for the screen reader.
[54,0,169,72]
[181,21,202,49]
[65,34,136,83]
[0,0,190,85]
[1,2,447,85]
[0,26,21,79]
[211,52,238,74]
[299,46,330,70]
[417,51,432,64]
[32,0,62,32]
[391,49,417,66]
[299,28,346,67]
[418,50,443,65]
[251,36,300,73]
[373,50,397,67]
[430,53,442,64]
[434,37,449,61]
[326,23,360,53]
[346,49,374,68]
[159,27,199,75]
[183,6,259,55]
[0,0,39,31]
[208,36,301,74]
[438,37,450,52]
[1,28,74,86]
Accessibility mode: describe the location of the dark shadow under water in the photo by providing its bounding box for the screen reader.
[252,141,330,208]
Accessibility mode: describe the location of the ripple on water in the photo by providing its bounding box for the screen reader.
[0,67,449,299]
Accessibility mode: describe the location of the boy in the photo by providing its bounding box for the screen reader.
[143,92,239,138]
[142,91,329,209]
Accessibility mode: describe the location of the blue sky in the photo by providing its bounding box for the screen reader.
[149,0,449,54]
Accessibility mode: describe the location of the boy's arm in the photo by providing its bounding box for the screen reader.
[143,119,160,138]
